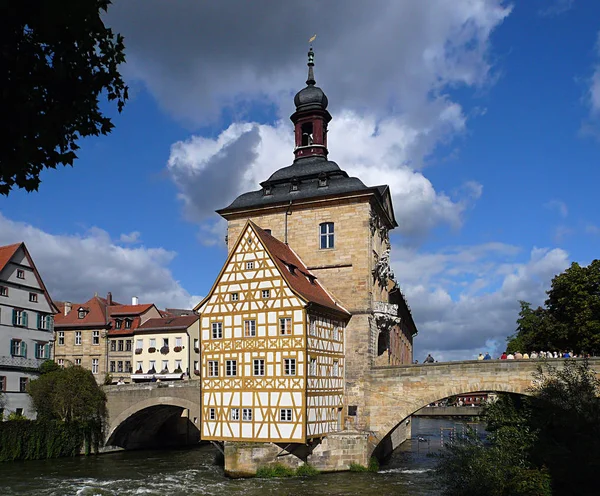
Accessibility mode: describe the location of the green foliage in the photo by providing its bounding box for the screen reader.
[255,463,296,478]
[507,260,600,354]
[368,456,380,472]
[348,463,368,472]
[103,373,113,385]
[6,411,28,421]
[0,0,128,195]
[27,365,107,425]
[0,419,100,461]
[295,464,320,476]
[434,360,600,496]
[39,360,61,375]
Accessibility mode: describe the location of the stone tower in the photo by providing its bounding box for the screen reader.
[217,48,417,431]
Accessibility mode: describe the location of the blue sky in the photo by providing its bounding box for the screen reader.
[1,0,599,360]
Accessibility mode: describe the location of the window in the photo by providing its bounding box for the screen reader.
[34,343,49,359]
[117,361,123,373]
[230,292,239,301]
[118,340,124,351]
[194,338,199,350]
[318,173,328,187]
[333,325,339,341]
[279,318,292,335]
[175,359,182,370]
[309,358,317,376]
[92,359,99,374]
[301,122,313,146]
[211,322,223,339]
[149,338,156,348]
[29,293,38,302]
[253,359,265,376]
[309,318,316,336]
[13,309,27,327]
[75,331,82,346]
[19,377,28,392]
[110,361,116,373]
[124,319,132,329]
[209,408,216,420]
[280,409,292,422]
[242,408,253,421]
[0,376,5,391]
[208,361,219,377]
[264,229,272,235]
[290,179,299,192]
[244,320,256,337]
[136,361,143,372]
[136,339,143,350]
[230,408,240,421]
[175,337,182,347]
[16,269,25,279]
[149,360,156,372]
[126,340,132,352]
[162,360,169,372]
[58,331,65,345]
[261,289,270,299]
[246,261,254,270]
[108,340,116,352]
[319,222,335,249]
[226,360,237,376]
[0,286,7,297]
[333,360,339,377]
[78,309,86,319]
[57,359,64,367]
[284,358,296,376]
[92,330,100,345]
[75,358,81,366]
[115,319,122,329]
[38,314,53,331]
[10,339,26,357]
[163,338,169,348]
[125,361,132,373]
[194,360,199,371]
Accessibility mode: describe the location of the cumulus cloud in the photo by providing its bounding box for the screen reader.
[589,32,600,115]
[394,244,571,361]
[167,113,481,240]
[0,213,201,310]
[538,0,574,17]
[119,231,141,244]
[544,199,568,218]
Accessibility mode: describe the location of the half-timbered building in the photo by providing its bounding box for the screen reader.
[195,221,350,443]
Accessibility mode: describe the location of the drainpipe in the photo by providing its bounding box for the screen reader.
[284,201,293,245]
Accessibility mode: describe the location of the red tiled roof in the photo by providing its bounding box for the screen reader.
[0,243,21,273]
[109,304,154,316]
[137,315,199,332]
[250,222,350,317]
[54,296,113,327]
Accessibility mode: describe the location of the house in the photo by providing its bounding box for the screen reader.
[195,221,350,442]
[132,314,200,382]
[0,242,58,418]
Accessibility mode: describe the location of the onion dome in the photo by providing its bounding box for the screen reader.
[293,47,328,111]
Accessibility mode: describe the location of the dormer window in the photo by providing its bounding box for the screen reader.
[318,173,328,188]
[77,308,86,319]
[125,319,132,329]
[287,264,297,275]
[115,319,122,329]
[16,269,25,279]
[290,178,299,192]
[0,286,8,297]
[263,184,272,196]
[264,229,272,235]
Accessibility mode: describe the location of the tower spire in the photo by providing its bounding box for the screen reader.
[306,47,316,86]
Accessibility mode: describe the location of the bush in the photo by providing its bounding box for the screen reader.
[295,464,319,476]
[255,463,296,478]
[103,373,113,385]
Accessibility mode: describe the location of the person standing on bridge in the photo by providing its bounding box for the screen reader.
[424,354,435,363]
[477,353,484,360]
[483,352,492,360]
[500,352,508,360]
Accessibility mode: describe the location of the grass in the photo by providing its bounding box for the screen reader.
[255,463,320,478]
[349,457,380,473]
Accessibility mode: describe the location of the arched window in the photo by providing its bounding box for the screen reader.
[319,222,334,249]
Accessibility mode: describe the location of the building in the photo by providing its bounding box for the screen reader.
[0,242,58,418]
[132,314,200,382]
[54,293,160,384]
[195,221,351,442]
[214,48,417,432]
[106,298,161,383]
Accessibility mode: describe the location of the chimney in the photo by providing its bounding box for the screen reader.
[132,296,139,306]
[64,301,72,316]
[107,292,113,305]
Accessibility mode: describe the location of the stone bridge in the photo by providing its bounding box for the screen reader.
[365,358,600,457]
[104,381,200,450]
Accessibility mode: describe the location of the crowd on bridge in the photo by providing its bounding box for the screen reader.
[416,351,593,364]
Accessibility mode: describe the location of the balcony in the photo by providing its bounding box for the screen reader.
[0,355,46,371]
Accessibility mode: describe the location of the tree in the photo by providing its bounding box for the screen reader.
[1,0,128,195]
[507,260,600,354]
[27,365,107,424]
[434,360,600,495]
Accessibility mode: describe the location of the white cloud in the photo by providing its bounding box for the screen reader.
[0,213,201,310]
[544,199,568,218]
[394,243,570,361]
[539,0,574,17]
[119,231,141,244]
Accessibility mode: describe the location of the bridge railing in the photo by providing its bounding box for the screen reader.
[374,357,600,370]
[103,381,200,393]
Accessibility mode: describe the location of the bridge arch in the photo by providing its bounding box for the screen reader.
[106,395,200,450]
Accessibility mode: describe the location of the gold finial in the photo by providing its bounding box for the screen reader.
[309,34,317,44]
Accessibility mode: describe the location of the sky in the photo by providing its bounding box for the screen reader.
[1,0,599,361]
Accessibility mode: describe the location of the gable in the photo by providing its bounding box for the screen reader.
[196,223,305,315]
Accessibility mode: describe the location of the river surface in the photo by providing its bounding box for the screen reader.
[0,418,484,495]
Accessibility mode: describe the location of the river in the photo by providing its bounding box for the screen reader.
[0,417,484,495]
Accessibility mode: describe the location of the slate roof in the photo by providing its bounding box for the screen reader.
[250,222,350,317]
[136,315,199,333]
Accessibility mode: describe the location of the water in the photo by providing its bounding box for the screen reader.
[0,418,483,495]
